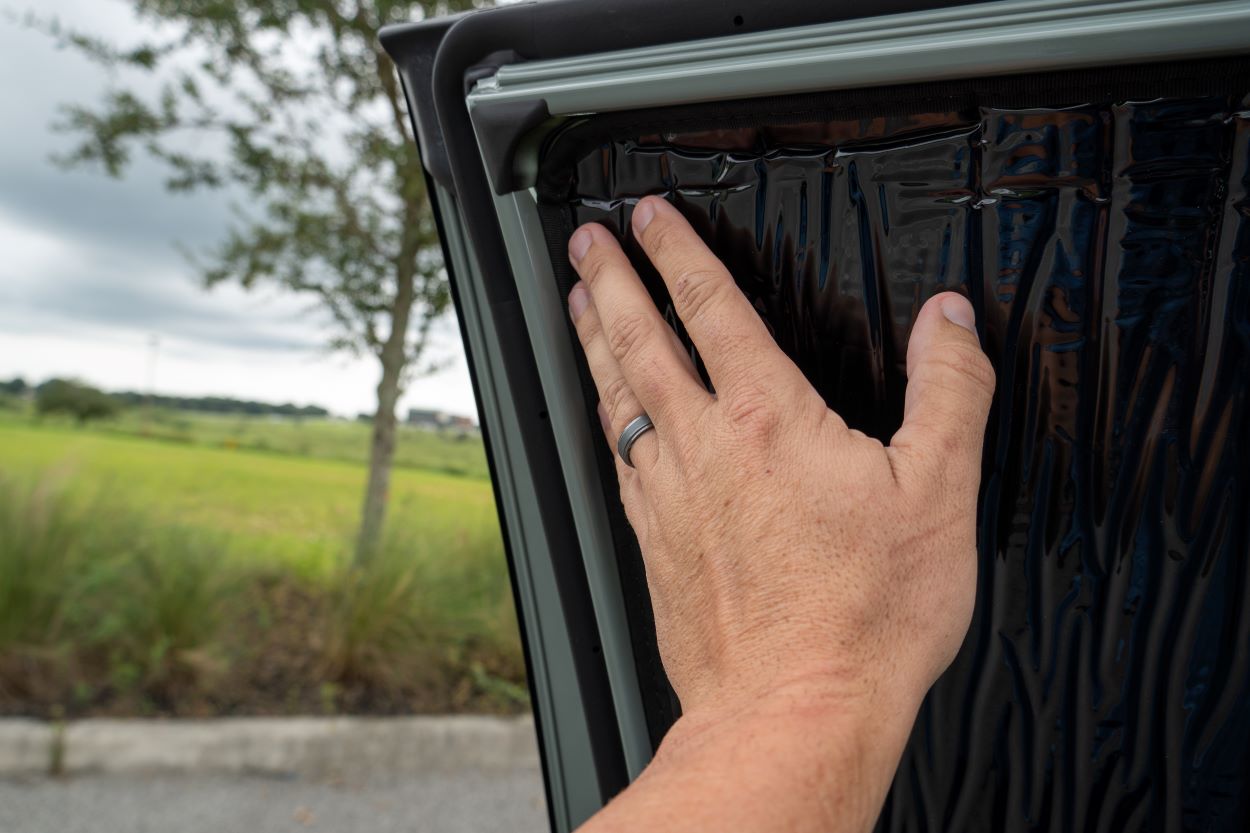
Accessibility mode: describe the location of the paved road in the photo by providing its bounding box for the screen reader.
[0,768,548,833]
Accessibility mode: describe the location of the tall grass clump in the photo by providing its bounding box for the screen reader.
[0,470,90,650]
[66,524,235,701]
[0,469,526,717]
[322,502,525,709]
[0,472,234,709]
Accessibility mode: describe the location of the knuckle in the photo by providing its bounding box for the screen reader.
[723,385,780,443]
[672,266,729,324]
[929,341,996,398]
[578,249,612,287]
[607,311,654,364]
[600,376,635,421]
[645,218,684,256]
[628,358,669,406]
[575,315,603,350]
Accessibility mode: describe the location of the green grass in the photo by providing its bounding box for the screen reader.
[0,420,499,577]
[104,408,490,479]
[0,473,240,706]
[0,397,490,479]
[0,420,524,717]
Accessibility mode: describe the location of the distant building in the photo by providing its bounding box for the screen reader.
[406,408,448,429]
[406,408,478,432]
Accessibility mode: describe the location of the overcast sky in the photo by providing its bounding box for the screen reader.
[0,0,478,419]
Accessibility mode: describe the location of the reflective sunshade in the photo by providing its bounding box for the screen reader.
[537,60,1250,831]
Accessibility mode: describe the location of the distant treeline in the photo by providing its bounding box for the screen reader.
[109,391,329,417]
[1,377,328,418]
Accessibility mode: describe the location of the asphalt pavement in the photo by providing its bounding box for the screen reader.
[0,768,548,833]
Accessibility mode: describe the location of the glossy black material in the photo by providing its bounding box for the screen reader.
[540,81,1250,831]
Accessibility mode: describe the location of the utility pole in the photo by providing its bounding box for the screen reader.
[143,334,160,435]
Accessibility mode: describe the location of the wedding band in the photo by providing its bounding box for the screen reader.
[617,413,655,468]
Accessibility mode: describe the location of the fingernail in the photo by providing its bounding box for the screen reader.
[569,227,593,264]
[632,198,657,235]
[568,282,590,322]
[941,295,977,333]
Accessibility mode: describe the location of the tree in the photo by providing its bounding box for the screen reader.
[0,377,27,395]
[46,0,480,561]
[36,379,119,424]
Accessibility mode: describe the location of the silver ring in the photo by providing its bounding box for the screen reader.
[617,413,655,468]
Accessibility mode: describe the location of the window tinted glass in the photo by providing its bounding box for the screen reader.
[538,60,1250,831]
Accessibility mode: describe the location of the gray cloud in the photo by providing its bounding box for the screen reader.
[0,270,325,353]
[0,4,327,356]
[0,157,237,256]
[0,5,238,261]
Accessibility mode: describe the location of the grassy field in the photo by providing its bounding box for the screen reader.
[0,392,490,478]
[0,414,524,718]
[105,408,491,479]
[0,417,497,577]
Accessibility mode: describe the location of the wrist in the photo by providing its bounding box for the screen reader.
[651,674,921,832]
[672,662,926,745]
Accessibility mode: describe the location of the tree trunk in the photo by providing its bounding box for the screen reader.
[355,86,425,563]
[357,353,403,562]
[356,263,417,564]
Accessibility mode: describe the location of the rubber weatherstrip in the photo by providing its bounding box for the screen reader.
[536,54,1250,197]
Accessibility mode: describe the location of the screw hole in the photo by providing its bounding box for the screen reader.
[733,14,744,26]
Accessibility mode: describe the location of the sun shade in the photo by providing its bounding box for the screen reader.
[536,58,1250,831]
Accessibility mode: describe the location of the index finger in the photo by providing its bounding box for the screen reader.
[630,196,791,391]
[569,222,709,432]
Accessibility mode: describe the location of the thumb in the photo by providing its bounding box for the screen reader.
[888,292,996,492]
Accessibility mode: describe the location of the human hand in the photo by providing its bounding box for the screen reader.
[566,196,995,738]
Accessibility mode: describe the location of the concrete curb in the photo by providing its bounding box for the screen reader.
[0,716,538,778]
[0,720,55,775]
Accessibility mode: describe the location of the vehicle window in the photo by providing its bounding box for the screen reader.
[535,58,1250,831]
